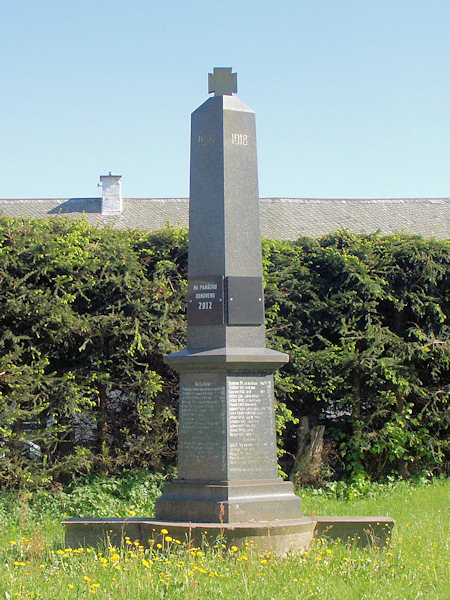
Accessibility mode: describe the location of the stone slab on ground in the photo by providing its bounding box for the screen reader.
[314,516,395,548]
[63,517,315,556]
[63,515,394,555]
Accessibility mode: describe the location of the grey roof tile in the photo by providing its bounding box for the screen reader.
[0,197,448,240]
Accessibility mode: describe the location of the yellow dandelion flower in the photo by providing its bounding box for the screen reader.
[68,584,74,589]
[165,536,173,542]
[230,546,238,553]
[161,528,168,534]
[110,553,120,562]
[196,550,204,557]
[156,543,162,549]
[9,541,17,545]
[142,558,151,568]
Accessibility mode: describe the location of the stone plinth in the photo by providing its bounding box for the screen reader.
[63,515,395,554]
[63,517,315,556]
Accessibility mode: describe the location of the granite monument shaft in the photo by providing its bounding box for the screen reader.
[155,68,302,523]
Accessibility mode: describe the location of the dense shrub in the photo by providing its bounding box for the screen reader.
[0,218,187,487]
[0,216,448,488]
[263,232,449,481]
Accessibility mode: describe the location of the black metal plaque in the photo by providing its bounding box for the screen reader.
[226,276,265,325]
[187,276,224,326]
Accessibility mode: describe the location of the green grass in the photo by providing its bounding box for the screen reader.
[0,477,448,599]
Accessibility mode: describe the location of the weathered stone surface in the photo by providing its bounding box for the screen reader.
[63,517,315,556]
[314,516,395,547]
[63,515,394,554]
[155,479,302,523]
[186,92,266,350]
[175,372,277,481]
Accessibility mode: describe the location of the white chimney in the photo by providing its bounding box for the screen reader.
[100,173,122,215]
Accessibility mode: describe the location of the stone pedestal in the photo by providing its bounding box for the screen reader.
[155,350,301,523]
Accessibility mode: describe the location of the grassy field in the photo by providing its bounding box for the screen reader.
[0,477,448,599]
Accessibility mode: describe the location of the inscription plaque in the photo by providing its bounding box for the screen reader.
[227,375,278,480]
[187,276,224,326]
[177,372,227,480]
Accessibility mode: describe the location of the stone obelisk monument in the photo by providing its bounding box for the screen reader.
[155,67,303,531]
[63,69,394,554]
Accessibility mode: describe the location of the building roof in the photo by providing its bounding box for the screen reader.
[0,197,448,240]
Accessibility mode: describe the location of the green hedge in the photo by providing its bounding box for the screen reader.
[0,217,448,488]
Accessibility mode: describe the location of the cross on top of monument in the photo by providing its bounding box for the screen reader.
[208,67,237,96]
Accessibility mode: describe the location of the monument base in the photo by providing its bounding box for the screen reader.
[155,478,302,523]
[63,516,394,556]
[63,517,314,556]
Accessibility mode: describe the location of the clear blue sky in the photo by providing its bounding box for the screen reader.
[1,0,449,199]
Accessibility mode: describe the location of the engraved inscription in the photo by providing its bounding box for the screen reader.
[198,301,212,310]
[231,133,248,146]
[227,375,278,479]
[187,277,224,325]
[192,282,217,311]
[198,134,216,146]
[178,373,226,480]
